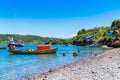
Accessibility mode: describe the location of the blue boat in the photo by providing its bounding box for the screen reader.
[15,42,24,47]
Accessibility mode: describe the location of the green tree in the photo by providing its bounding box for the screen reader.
[111,19,120,29]
[77,28,87,35]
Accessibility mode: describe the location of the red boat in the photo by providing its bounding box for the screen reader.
[9,45,57,54]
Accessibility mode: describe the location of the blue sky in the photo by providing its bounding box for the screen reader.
[0,0,120,38]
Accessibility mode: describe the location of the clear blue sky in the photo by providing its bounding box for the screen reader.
[0,0,120,38]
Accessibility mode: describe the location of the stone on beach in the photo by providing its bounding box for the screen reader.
[28,48,120,80]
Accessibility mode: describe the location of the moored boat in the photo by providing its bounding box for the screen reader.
[9,45,57,54]
[15,42,24,47]
[8,38,15,47]
[8,37,24,47]
[9,48,57,54]
[0,46,6,50]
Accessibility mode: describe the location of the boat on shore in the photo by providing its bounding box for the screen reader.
[9,48,57,54]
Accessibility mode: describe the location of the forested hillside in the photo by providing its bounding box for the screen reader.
[0,34,71,45]
[72,19,120,45]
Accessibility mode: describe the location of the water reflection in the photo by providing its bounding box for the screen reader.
[37,54,56,61]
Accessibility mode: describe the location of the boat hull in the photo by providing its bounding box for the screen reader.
[9,48,57,54]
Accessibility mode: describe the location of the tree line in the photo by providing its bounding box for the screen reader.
[0,34,71,45]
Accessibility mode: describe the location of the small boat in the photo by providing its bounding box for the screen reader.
[8,39,15,47]
[0,46,6,50]
[8,37,24,47]
[15,42,24,47]
[9,48,57,54]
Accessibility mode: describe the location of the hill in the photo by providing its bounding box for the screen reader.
[71,19,120,46]
[0,34,70,45]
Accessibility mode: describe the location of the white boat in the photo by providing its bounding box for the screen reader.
[8,38,24,47]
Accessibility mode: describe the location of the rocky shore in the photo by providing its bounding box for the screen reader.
[27,48,120,80]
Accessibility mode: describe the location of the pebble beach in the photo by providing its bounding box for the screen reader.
[28,48,120,80]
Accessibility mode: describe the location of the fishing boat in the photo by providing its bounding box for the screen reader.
[9,45,57,54]
[15,42,24,47]
[9,48,57,54]
[8,38,24,47]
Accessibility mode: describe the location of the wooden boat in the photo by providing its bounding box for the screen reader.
[9,48,57,54]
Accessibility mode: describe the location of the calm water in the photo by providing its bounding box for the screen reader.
[0,45,103,80]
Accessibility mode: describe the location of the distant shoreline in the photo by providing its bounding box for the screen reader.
[28,48,120,80]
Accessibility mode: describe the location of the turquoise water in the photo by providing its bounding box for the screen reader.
[0,45,103,80]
